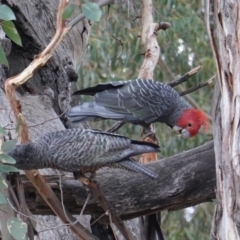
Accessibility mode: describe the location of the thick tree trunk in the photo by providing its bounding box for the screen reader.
[205,0,240,239]
[0,0,218,239]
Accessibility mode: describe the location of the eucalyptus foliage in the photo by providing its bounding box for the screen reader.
[0,125,26,240]
[0,4,22,67]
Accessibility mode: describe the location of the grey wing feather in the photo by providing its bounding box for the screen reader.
[44,129,142,171]
[47,129,94,170]
[96,79,181,124]
[67,102,125,122]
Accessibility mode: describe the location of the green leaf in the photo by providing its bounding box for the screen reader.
[1,139,17,153]
[0,4,16,21]
[0,125,7,136]
[62,4,75,19]
[0,154,16,164]
[0,174,8,190]
[0,163,18,173]
[0,45,9,67]
[82,2,102,22]
[1,21,22,46]
[0,192,7,204]
[7,217,27,240]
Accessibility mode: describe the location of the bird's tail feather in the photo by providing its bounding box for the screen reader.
[67,101,124,123]
[130,140,160,155]
[72,82,124,96]
[119,159,158,179]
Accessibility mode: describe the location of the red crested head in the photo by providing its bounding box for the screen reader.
[174,109,208,138]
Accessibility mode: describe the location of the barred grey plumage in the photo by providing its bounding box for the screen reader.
[67,79,191,128]
[8,129,159,178]
[67,79,209,138]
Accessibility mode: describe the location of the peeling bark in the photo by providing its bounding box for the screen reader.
[205,0,240,239]
[138,2,170,239]
[138,0,161,164]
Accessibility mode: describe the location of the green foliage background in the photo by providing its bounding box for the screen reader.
[75,0,215,239]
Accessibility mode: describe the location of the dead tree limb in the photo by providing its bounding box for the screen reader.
[180,75,215,96]
[20,141,215,220]
[168,66,202,87]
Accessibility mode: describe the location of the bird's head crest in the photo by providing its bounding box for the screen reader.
[195,109,209,132]
[174,108,209,138]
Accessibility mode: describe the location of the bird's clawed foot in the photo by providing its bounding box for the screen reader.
[142,130,156,140]
[74,171,97,188]
[73,171,96,180]
[141,127,157,142]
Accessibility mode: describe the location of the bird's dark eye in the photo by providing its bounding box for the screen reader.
[188,123,192,127]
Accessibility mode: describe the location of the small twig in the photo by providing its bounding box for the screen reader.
[180,75,215,96]
[67,0,114,29]
[106,121,126,133]
[107,31,124,59]
[0,209,8,214]
[80,192,91,218]
[103,3,124,59]
[8,185,21,211]
[26,102,69,128]
[57,171,95,239]
[168,66,202,87]
[58,171,73,224]
[90,211,109,226]
[4,92,70,131]
[79,176,135,240]
[104,1,111,29]
[6,198,83,233]
[133,16,142,21]
[58,171,90,228]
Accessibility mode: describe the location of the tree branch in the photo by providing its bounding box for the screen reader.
[168,66,202,87]
[180,75,215,96]
[138,0,171,164]
[106,121,126,133]
[79,177,135,240]
[20,141,215,220]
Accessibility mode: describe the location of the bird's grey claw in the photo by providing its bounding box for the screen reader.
[142,130,155,140]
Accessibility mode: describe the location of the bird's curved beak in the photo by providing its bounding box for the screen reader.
[173,126,183,135]
[172,126,190,138]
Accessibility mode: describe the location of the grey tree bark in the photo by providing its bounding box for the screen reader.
[0,0,219,239]
[205,0,240,239]
[0,0,92,239]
